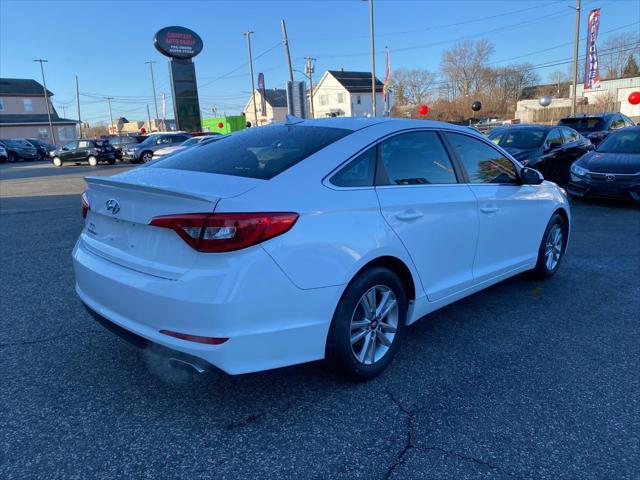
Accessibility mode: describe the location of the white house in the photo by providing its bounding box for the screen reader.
[311,70,388,118]
[243,88,288,126]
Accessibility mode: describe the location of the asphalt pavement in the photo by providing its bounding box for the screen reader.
[1,161,638,479]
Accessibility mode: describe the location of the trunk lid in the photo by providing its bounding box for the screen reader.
[82,167,262,278]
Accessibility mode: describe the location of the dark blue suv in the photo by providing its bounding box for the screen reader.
[558,113,635,146]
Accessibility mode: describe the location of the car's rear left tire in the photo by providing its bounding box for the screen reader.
[107,158,116,165]
[326,267,407,381]
[532,213,567,279]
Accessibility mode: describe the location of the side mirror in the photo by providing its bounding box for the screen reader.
[521,167,544,185]
[586,143,595,151]
[545,141,562,152]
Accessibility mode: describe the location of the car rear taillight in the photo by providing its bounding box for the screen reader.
[81,191,90,219]
[149,212,299,252]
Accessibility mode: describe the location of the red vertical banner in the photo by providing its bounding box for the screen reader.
[383,47,390,115]
[584,8,601,91]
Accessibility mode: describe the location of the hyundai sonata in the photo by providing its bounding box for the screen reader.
[73,117,570,380]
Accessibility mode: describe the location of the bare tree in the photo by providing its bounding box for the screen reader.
[440,38,494,98]
[599,32,640,80]
[390,68,434,106]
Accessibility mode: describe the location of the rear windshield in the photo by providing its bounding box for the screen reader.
[488,129,546,149]
[151,125,352,179]
[558,117,605,133]
[95,140,110,147]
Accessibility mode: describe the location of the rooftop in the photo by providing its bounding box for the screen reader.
[0,78,53,96]
[327,70,384,93]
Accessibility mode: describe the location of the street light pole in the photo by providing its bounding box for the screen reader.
[367,0,377,117]
[76,75,83,139]
[571,0,581,115]
[33,59,56,144]
[244,31,258,126]
[145,60,161,131]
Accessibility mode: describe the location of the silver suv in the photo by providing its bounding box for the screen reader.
[122,133,191,163]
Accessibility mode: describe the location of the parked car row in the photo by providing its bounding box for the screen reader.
[0,138,49,162]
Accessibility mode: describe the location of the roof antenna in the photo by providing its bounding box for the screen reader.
[285,114,304,125]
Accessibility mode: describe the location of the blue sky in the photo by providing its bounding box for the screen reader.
[1,0,638,125]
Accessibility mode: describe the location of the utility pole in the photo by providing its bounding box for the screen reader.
[305,56,316,118]
[105,97,114,133]
[367,0,377,116]
[61,105,66,118]
[76,75,83,139]
[145,60,160,131]
[146,104,152,133]
[571,0,581,115]
[33,59,56,144]
[281,19,294,84]
[244,31,258,126]
[557,71,561,97]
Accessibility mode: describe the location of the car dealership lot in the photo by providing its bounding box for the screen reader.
[1,161,638,479]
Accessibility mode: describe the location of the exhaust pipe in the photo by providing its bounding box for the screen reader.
[168,357,209,374]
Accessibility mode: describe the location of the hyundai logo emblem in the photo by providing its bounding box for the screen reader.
[605,174,615,182]
[105,199,121,214]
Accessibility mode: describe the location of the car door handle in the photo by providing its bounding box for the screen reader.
[395,210,424,221]
[480,206,500,214]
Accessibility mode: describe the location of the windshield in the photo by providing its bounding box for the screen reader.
[596,130,640,154]
[558,117,605,133]
[181,137,203,147]
[488,129,545,149]
[4,139,31,147]
[152,125,352,179]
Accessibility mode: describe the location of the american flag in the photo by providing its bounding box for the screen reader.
[383,47,390,114]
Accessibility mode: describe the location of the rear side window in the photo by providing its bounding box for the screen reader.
[378,131,457,185]
[561,128,580,143]
[331,147,376,187]
[446,133,519,184]
[152,125,352,180]
[545,129,563,148]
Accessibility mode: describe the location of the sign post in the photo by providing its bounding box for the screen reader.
[154,26,203,132]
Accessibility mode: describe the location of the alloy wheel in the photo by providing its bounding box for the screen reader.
[545,224,563,271]
[350,285,399,365]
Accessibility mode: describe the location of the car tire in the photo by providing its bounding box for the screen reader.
[532,213,567,279]
[0,156,6,164]
[8,152,17,163]
[326,267,407,381]
[52,156,63,167]
[141,151,153,163]
[107,158,116,165]
[87,155,98,167]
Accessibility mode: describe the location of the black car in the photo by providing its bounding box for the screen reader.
[25,138,57,160]
[108,134,145,160]
[567,126,640,202]
[0,139,38,162]
[51,139,116,167]
[121,133,191,163]
[487,124,591,184]
[558,112,635,146]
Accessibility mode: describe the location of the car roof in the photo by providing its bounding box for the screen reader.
[281,116,482,135]
[560,112,617,120]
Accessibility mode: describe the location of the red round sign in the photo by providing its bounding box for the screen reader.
[628,91,640,105]
[418,105,429,115]
[218,122,224,129]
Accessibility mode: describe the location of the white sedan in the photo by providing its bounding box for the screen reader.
[73,117,570,380]
[152,135,219,159]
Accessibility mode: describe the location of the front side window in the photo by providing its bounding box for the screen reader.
[609,116,625,130]
[23,98,33,112]
[152,124,352,180]
[561,127,580,143]
[446,132,518,184]
[545,129,563,149]
[331,147,376,187]
[378,131,457,186]
[63,141,77,150]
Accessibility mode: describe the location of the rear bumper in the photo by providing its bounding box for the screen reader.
[73,238,342,374]
[568,174,640,201]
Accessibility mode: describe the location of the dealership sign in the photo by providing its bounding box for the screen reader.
[154,26,203,59]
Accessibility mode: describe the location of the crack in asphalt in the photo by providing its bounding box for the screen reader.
[384,387,521,480]
[0,329,102,349]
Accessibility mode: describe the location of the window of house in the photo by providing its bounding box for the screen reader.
[378,131,458,185]
[337,93,345,104]
[38,128,49,140]
[356,95,362,105]
[331,147,376,187]
[446,132,518,184]
[319,95,328,106]
[0,98,4,111]
[23,98,33,112]
[57,126,76,142]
